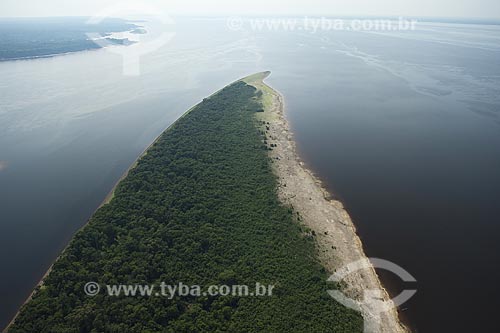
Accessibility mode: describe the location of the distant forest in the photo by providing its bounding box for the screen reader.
[0,17,136,60]
[9,80,362,332]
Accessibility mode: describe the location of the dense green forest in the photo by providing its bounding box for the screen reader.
[9,78,362,332]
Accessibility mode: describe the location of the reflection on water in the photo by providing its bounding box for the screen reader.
[1,18,499,332]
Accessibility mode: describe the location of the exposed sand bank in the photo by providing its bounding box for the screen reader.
[246,72,408,333]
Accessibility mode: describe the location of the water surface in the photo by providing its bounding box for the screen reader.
[1,18,499,332]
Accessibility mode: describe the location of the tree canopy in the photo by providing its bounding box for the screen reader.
[9,80,362,333]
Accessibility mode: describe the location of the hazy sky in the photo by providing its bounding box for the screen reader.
[1,0,499,19]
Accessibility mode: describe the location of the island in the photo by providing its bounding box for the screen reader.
[7,72,404,332]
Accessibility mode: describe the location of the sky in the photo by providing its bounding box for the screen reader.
[0,0,499,19]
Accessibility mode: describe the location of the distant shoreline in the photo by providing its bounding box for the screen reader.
[0,36,136,63]
[0,17,142,62]
[0,47,101,62]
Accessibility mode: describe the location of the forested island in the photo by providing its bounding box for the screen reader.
[8,73,364,332]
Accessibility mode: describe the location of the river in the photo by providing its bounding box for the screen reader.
[1,18,499,332]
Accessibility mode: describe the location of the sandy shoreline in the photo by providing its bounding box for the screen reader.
[247,72,408,333]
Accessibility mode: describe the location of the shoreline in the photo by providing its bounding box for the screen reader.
[99,79,236,207]
[0,23,145,63]
[247,72,408,332]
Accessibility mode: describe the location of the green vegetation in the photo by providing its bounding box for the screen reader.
[9,76,362,332]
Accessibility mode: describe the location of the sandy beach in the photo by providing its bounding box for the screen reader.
[246,72,408,333]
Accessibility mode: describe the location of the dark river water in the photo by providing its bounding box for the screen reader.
[1,18,499,332]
